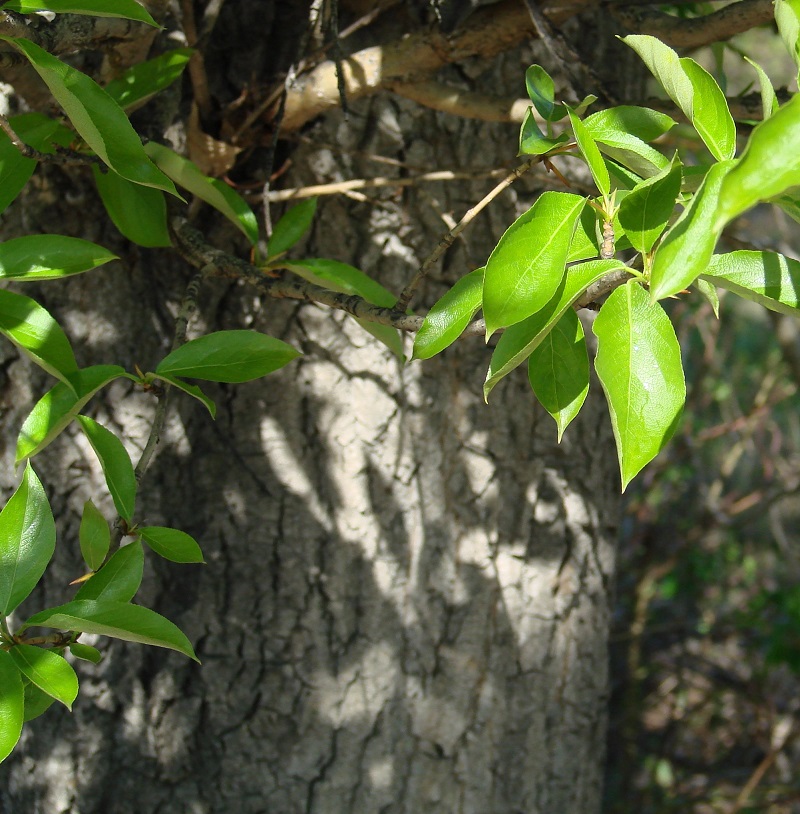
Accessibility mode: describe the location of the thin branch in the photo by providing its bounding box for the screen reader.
[0,113,103,167]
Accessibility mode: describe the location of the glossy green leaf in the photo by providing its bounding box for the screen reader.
[2,0,158,25]
[650,160,734,300]
[68,642,102,664]
[76,415,136,522]
[593,282,685,491]
[715,93,800,228]
[144,142,257,243]
[93,166,171,247]
[412,268,484,360]
[9,645,78,710]
[702,250,800,315]
[622,35,736,161]
[104,49,193,111]
[525,64,565,122]
[592,135,668,179]
[776,0,800,72]
[267,198,317,257]
[79,499,110,572]
[0,463,56,616]
[527,308,589,441]
[286,258,396,306]
[518,109,569,156]
[156,330,300,383]
[569,109,610,196]
[22,600,198,662]
[75,541,143,602]
[22,680,56,721]
[744,57,779,120]
[568,207,602,262]
[584,106,676,143]
[0,234,117,280]
[0,650,23,762]
[694,277,720,318]
[139,527,204,564]
[151,372,216,418]
[618,157,682,254]
[484,258,626,399]
[0,288,78,385]
[483,192,586,336]
[16,365,127,463]
[0,38,177,194]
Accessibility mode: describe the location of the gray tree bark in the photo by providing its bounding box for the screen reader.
[1,2,622,812]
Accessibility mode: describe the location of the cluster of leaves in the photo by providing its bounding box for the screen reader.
[413,2,800,491]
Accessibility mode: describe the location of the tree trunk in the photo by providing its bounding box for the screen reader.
[1,2,621,811]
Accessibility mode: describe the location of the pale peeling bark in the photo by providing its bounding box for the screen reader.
[1,6,621,812]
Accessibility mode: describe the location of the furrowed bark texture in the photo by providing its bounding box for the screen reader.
[1,2,622,811]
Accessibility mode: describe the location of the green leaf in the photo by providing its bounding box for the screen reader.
[152,372,217,418]
[694,277,720,318]
[412,268,484,360]
[525,64,566,122]
[355,320,405,360]
[22,680,56,721]
[714,93,800,228]
[527,308,589,441]
[0,38,177,195]
[2,0,158,25]
[622,35,736,161]
[156,330,300,383]
[75,541,143,602]
[104,49,193,112]
[0,650,24,762]
[267,198,317,257]
[285,258,396,307]
[16,365,127,463]
[0,288,78,385]
[0,234,117,280]
[483,192,586,336]
[592,135,669,180]
[22,600,199,662]
[776,0,800,73]
[568,207,602,262]
[569,109,610,196]
[144,142,257,243]
[68,642,102,664]
[79,499,109,572]
[484,258,626,399]
[617,157,682,255]
[584,106,676,143]
[9,645,78,710]
[518,109,569,156]
[139,527,204,564]
[76,415,137,522]
[593,282,685,491]
[0,463,56,616]
[650,160,735,300]
[744,57,779,120]
[702,250,800,315]
[93,166,171,247]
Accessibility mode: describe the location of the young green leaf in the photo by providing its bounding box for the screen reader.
[525,64,566,121]
[702,250,800,315]
[0,650,24,763]
[75,541,143,602]
[583,106,676,143]
[0,463,56,616]
[139,527,204,564]
[518,109,570,156]
[0,289,78,385]
[568,110,610,196]
[744,57,779,120]
[617,157,682,254]
[156,330,300,383]
[21,600,199,662]
[93,167,171,247]
[285,258,397,307]
[483,192,586,336]
[412,268,484,360]
[68,642,102,664]
[22,681,56,722]
[0,234,117,280]
[0,38,177,195]
[593,282,685,491]
[104,49,194,112]
[714,93,800,228]
[622,35,736,161]
[76,415,137,522]
[144,142,257,243]
[484,258,627,399]
[776,0,800,72]
[694,278,720,318]
[650,160,735,300]
[16,365,128,463]
[9,645,79,710]
[79,499,110,572]
[527,308,589,441]
[267,198,318,257]
[152,372,217,418]
[2,0,158,26]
